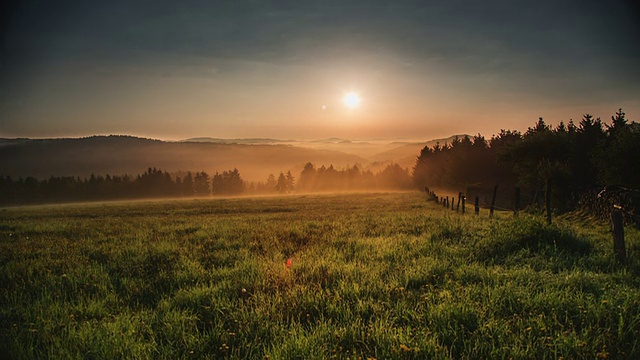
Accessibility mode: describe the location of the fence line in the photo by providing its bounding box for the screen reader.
[425,184,640,224]
[424,184,637,264]
[425,186,520,215]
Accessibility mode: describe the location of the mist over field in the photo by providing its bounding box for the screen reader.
[0,136,366,182]
[0,135,437,182]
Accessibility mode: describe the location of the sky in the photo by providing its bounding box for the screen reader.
[1,0,639,141]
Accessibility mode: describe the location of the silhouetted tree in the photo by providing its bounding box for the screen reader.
[346,164,361,189]
[298,162,316,191]
[265,174,277,192]
[571,114,605,187]
[212,168,244,195]
[285,171,295,192]
[596,109,640,188]
[606,108,629,139]
[276,172,288,193]
[193,171,210,196]
[181,171,195,196]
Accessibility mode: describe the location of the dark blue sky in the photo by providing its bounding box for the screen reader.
[2,0,639,140]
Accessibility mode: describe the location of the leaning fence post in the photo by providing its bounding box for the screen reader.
[456,192,462,212]
[490,184,498,218]
[612,206,626,263]
[474,196,479,215]
[452,196,456,211]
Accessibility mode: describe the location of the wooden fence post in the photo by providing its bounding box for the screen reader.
[457,192,462,212]
[474,196,479,215]
[452,197,456,211]
[514,187,521,217]
[446,196,449,209]
[461,195,466,214]
[612,206,626,263]
[490,184,498,218]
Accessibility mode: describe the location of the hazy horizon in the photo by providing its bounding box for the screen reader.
[0,133,460,144]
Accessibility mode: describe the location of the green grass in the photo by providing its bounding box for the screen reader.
[1,192,639,359]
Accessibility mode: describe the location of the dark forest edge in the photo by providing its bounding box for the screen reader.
[0,163,413,205]
[413,108,640,222]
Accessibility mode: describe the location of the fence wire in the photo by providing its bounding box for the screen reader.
[424,185,640,225]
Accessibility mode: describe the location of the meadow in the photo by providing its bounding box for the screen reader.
[1,192,639,359]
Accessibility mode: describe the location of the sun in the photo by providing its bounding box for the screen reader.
[343,91,361,109]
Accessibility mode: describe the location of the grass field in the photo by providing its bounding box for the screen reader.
[1,192,639,359]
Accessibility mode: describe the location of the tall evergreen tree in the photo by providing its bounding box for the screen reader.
[182,171,195,196]
[285,171,295,192]
[298,162,316,190]
[265,174,277,192]
[276,172,288,193]
[193,171,210,196]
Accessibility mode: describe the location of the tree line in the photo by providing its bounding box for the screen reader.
[0,168,211,205]
[246,163,412,194]
[0,162,413,205]
[413,109,639,212]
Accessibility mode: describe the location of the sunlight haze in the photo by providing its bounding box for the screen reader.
[1,1,639,141]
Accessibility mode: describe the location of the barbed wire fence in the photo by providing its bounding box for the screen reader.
[578,186,639,226]
[423,184,639,263]
[424,185,528,218]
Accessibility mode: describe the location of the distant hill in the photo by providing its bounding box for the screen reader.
[370,135,469,169]
[0,134,473,181]
[0,135,367,182]
[308,137,352,144]
[185,136,421,161]
[182,137,295,144]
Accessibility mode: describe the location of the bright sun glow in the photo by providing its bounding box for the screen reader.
[343,92,361,109]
